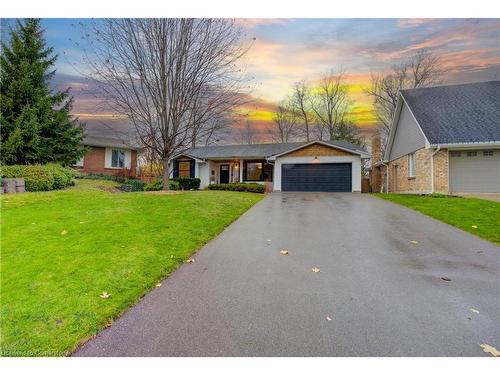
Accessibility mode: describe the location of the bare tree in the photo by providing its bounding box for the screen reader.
[233,119,258,145]
[366,49,443,149]
[289,80,313,141]
[268,100,299,143]
[311,69,352,141]
[79,19,249,189]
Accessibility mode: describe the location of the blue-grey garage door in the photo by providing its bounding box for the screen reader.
[281,163,352,192]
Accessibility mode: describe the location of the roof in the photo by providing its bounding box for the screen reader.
[83,135,140,150]
[177,140,369,160]
[400,81,500,145]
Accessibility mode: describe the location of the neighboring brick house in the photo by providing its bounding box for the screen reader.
[170,140,370,192]
[370,81,500,194]
[75,135,139,177]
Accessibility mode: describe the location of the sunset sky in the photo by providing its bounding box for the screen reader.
[3,18,499,142]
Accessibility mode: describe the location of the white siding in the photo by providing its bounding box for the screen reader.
[273,155,362,192]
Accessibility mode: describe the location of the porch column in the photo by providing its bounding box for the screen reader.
[239,160,243,182]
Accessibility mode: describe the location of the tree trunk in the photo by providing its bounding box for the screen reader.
[162,158,170,191]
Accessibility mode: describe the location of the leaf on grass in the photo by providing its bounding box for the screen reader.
[326,316,332,321]
[100,291,110,299]
[105,321,113,328]
[471,225,478,229]
[186,258,195,263]
[410,240,419,245]
[480,344,499,357]
[279,250,289,255]
[61,230,68,235]
[79,221,85,224]
[156,283,162,288]
[312,267,320,273]
[470,308,480,314]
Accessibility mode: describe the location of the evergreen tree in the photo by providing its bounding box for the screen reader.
[331,119,365,147]
[0,19,85,165]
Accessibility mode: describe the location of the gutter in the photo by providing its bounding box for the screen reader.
[430,146,441,194]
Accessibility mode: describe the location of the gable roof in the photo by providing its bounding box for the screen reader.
[176,140,369,160]
[400,81,500,145]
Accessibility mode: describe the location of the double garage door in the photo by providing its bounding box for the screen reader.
[281,163,352,192]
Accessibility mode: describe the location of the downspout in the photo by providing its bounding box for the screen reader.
[430,146,441,194]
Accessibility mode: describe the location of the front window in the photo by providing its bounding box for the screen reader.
[178,161,191,177]
[408,152,416,178]
[245,162,263,181]
[111,149,125,168]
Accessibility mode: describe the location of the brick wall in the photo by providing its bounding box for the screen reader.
[76,146,137,177]
[284,143,354,157]
[388,148,449,193]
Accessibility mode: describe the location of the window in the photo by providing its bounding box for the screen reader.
[245,162,263,181]
[111,149,125,168]
[467,151,477,157]
[408,152,416,178]
[450,151,461,157]
[483,150,494,156]
[178,161,191,177]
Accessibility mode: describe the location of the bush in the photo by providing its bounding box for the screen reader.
[207,183,265,193]
[80,172,145,192]
[172,177,201,190]
[1,164,76,191]
[143,179,179,191]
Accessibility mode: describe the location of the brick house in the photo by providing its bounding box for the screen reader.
[371,81,500,194]
[75,135,139,177]
[170,140,370,192]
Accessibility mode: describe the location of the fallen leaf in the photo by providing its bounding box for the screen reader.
[31,222,36,225]
[267,239,272,245]
[186,258,195,263]
[471,225,478,229]
[326,316,332,321]
[79,221,85,224]
[480,344,499,357]
[156,283,162,288]
[170,255,174,258]
[441,277,452,282]
[410,240,419,245]
[312,267,320,273]
[61,230,68,235]
[477,250,484,254]
[105,321,113,328]
[470,308,480,314]
[279,250,289,255]
[100,291,110,299]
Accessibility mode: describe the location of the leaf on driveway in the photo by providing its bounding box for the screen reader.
[267,239,272,245]
[279,250,289,255]
[312,267,320,273]
[186,258,195,263]
[410,240,419,245]
[480,344,499,357]
[61,230,68,235]
[326,316,332,321]
[470,308,480,314]
[156,283,162,288]
[100,291,110,299]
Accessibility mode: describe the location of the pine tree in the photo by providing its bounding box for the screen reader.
[0,19,85,165]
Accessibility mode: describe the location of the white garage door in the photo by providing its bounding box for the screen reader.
[449,149,500,193]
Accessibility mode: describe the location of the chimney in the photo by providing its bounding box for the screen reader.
[371,135,381,163]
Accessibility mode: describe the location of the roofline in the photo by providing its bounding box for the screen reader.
[267,140,370,160]
[430,141,500,149]
[170,153,206,162]
[384,92,430,161]
[82,141,141,151]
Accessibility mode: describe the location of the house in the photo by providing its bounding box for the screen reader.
[74,124,139,177]
[171,140,370,192]
[371,81,500,194]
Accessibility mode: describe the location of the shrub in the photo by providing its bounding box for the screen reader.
[143,179,179,191]
[172,177,201,190]
[80,172,145,192]
[1,164,76,191]
[207,183,265,193]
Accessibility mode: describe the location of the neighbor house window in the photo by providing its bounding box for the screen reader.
[111,149,125,168]
[245,162,263,181]
[408,152,416,178]
[178,161,191,177]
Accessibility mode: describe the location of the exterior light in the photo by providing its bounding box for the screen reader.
[314,156,318,160]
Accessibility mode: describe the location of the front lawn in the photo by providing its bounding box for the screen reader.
[1,179,263,356]
[374,193,500,245]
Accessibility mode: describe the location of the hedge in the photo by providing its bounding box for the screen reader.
[0,164,76,191]
[144,179,179,191]
[172,177,201,190]
[79,172,145,192]
[207,183,265,193]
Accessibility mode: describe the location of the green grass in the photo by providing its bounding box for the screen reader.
[373,193,500,245]
[1,179,263,356]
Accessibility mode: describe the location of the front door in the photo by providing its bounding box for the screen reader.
[220,164,230,184]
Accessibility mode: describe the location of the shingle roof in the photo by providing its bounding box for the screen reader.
[401,81,500,145]
[180,140,368,160]
[83,135,140,150]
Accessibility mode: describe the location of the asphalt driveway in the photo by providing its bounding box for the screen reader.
[75,193,500,356]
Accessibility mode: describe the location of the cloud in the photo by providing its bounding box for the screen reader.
[235,19,290,29]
